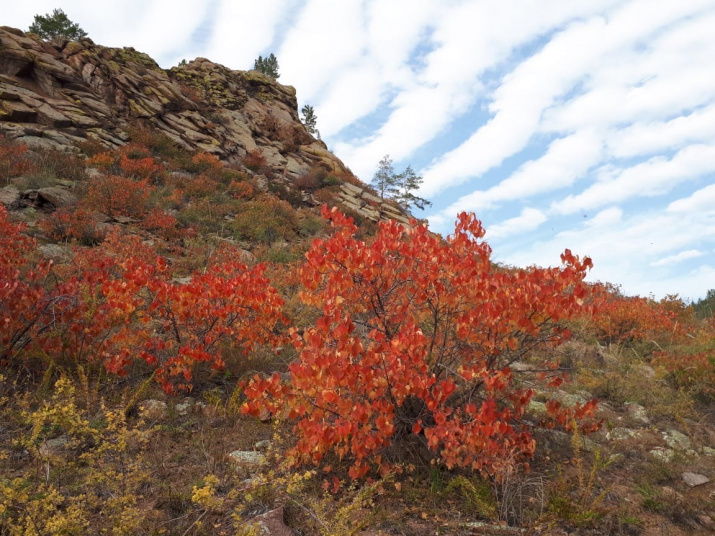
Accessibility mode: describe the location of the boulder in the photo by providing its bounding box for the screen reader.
[139,399,168,420]
[251,506,295,536]
[36,187,77,207]
[662,429,692,451]
[0,185,19,207]
[681,472,709,487]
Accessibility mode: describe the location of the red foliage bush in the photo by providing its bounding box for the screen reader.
[242,149,267,171]
[182,174,219,198]
[40,207,104,245]
[654,318,715,401]
[118,143,152,160]
[227,180,255,200]
[243,208,599,479]
[84,174,152,218]
[190,151,222,175]
[86,152,115,169]
[0,207,49,364]
[118,154,163,181]
[294,172,320,190]
[0,135,34,181]
[142,209,181,240]
[2,218,285,393]
[584,283,686,345]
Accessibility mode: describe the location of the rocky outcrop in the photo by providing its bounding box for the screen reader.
[338,182,412,224]
[0,27,414,225]
[0,27,346,181]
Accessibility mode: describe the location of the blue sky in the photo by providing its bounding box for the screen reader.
[6,1,715,300]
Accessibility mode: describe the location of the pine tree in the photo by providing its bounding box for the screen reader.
[395,165,432,211]
[253,53,280,79]
[371,155,399,200]
[301,104,321,139]
[28,9,88,41]
[371,156,432,211]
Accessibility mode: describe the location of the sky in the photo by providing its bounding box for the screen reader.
[6,1,715,301]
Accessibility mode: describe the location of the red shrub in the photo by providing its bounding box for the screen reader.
[143,209,181,240]
[227,180,255,200]
[243,208,599,480]
[85,174,152,218]
[87,152,115,169]
[0,135,34,180]
[0,207,49,364]
[118,154,163,181]
[182,174,219,198]
[242,149,267,171]
[190,151,222,175]
[41,207,104,244]
[584,283,686,345]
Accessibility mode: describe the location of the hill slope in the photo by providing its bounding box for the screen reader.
[0,27,713,536]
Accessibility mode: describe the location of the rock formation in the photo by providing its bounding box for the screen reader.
[0,28,340,177]
[0,26,413,224]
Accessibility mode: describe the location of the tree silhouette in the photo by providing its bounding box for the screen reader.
[254,53,280,79]
[29,9,88,41]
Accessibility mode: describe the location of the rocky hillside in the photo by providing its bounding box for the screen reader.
[1,26,714,536]
[0,25,408,224]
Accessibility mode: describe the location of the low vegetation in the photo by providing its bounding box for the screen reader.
[0,133,713,535]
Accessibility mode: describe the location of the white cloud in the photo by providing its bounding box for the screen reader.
[608,104,715,159]
[553,143,715,214]
[667,183,715,213]
[421,0,715,197]
[485,208,547,239]
[428,130,603,223]
[335,0,622,183]
[203,0,297,70]
[496,206,715,300]
[583,206,623,228]
[651,250,704,267]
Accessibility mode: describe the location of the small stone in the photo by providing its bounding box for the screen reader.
[663,429,691,451]
[624,402,650,424]
[175,397,194,416]
[227,450,265,469]
[527,400,547,416]
[702,447,715,457]
[607,427,639,441]
[650,448,676,463]
[555,390,588,407]
[38,244,72,263]
[38,435,70,457]
[0,185,20,207]
[697,514,713,528]
[634,364,656,379]
[255,440,271,451]
[682,472,710,487]
[608,453,625,465]
[139,399,168,420]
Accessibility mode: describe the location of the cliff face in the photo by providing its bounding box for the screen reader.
[0,27,413,224]
[0,26,343,176]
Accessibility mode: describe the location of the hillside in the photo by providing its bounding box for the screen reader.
[1,27,714,536]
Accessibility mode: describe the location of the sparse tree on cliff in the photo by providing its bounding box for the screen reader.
[371,155,399,200]
[395,165,432,211]
[371,155,432,211]
[28,9,88,41]
[254,53,280,79]
[301,104,321,139]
